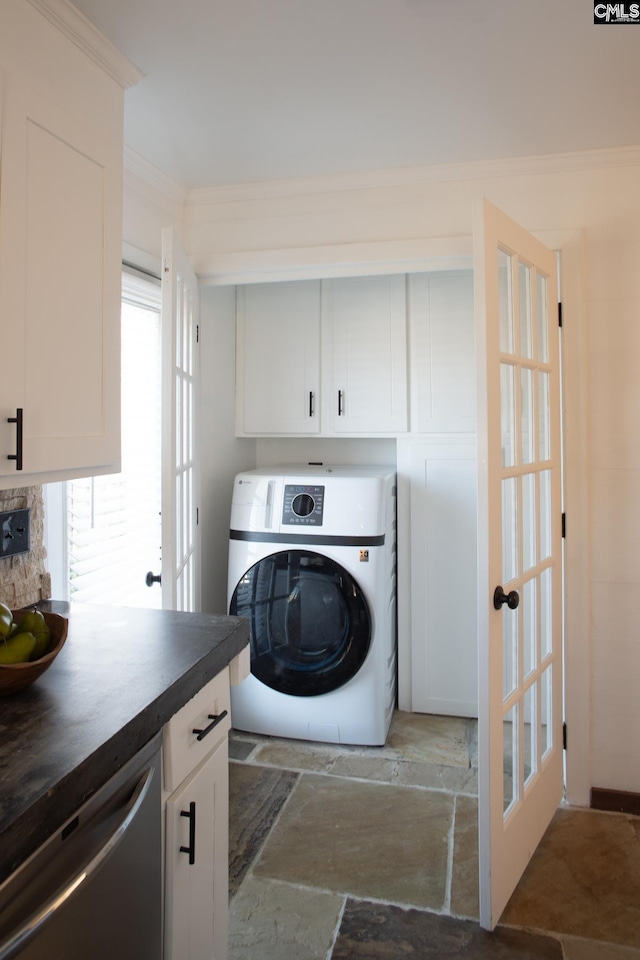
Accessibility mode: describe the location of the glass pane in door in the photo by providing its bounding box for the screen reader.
[502,477,518,583]
[504,703,518,814]
[524,682,537,787]
[521,368,534,465]
[538,371,551,461]
[540,566,552,660]
[537,272,549,362]
[523,576,537,678]
[522,472,536,573]
[501,363,516,467]
[503,604,518,700]
[499,249,514,354]
[519,262,533,359]
[541,664,553,759]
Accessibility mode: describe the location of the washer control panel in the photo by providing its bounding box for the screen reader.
[282,484,325,525]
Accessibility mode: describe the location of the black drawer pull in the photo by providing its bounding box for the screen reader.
[7,408,23,471]
[180,801,196,865]
[192,709,228,742]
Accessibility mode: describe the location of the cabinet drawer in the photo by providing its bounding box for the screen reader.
[163,668,231,793]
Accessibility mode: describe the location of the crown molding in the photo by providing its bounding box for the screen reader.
[186,144,640,208]
[124,147,188,205]
[25,0,144,89]
[193,236,475,286]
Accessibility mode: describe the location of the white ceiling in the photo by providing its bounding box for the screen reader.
[70,0,640,190]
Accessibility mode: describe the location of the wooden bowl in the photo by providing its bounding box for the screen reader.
[0,611,68,696]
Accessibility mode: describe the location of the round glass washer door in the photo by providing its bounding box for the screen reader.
[230,549,371,697]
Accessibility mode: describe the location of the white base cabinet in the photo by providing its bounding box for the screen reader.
[164,738,228,960]
[398,437,478,719]
[163,666,233,960]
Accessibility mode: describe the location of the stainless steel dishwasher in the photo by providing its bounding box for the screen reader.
[0,732,162,960]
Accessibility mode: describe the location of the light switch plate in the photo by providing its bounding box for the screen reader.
[1,508,30,558]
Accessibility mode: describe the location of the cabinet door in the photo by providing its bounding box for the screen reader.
[404,438,478,717]
[237,280,320,434]
[0,78,121,486]
[323,275,407,434]
[165,740,229,960]
[409,272,476,433]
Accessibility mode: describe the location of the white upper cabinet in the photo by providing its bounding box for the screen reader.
[236,280,321,435]
[0,0,141,490]
[322,275,408,434]
[408,271,476,434]
[236,274,408,436]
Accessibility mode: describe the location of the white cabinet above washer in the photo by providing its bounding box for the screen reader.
[235,275,408,437]
[322,275,408,435]
[236,280,321,435]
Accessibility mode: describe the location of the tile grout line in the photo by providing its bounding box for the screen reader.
[236,754,478,798]
[326,896,348,960]
[442,792,457,917]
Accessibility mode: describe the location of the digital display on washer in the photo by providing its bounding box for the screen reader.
[282,484,325,525]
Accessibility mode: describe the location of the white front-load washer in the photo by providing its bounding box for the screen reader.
[227,465,397,745]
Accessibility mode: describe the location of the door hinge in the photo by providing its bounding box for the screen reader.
[558,301,563,328]
[563,722,567,750]
[561,512,566,538]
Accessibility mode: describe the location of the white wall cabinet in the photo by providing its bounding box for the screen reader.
[236,275,407,436]
[408,271,476,434]
[236,280,321,434]
[322,275,408,434]
[0,1,139,490]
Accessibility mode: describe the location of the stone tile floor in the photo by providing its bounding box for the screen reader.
[228,711,640,959]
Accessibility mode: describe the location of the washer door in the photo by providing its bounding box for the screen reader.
[230,550,371,697]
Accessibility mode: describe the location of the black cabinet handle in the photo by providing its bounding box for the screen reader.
[180,801,196,865]
[309,391,314,417]
[192,709,228,742]
[145,571,161,587]
[338,390,344,416]
[493,586,520,610]
[7,408,23,471]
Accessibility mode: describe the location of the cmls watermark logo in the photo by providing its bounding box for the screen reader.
[594,2,640,22]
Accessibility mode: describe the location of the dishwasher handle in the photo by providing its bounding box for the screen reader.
[0,765,155,960]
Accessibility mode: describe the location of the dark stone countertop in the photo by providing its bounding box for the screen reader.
[0,600,249,884]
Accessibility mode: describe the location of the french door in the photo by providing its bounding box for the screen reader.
[475,199,563,929]
[161,228,200,612]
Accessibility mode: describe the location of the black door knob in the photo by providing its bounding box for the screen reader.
[146,571,161,587]
[493,586,520,610]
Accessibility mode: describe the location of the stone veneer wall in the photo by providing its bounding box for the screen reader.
[0,487,51,609]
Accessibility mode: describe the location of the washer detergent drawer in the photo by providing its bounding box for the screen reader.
[163,667,231,794]
[0,733,162,960]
